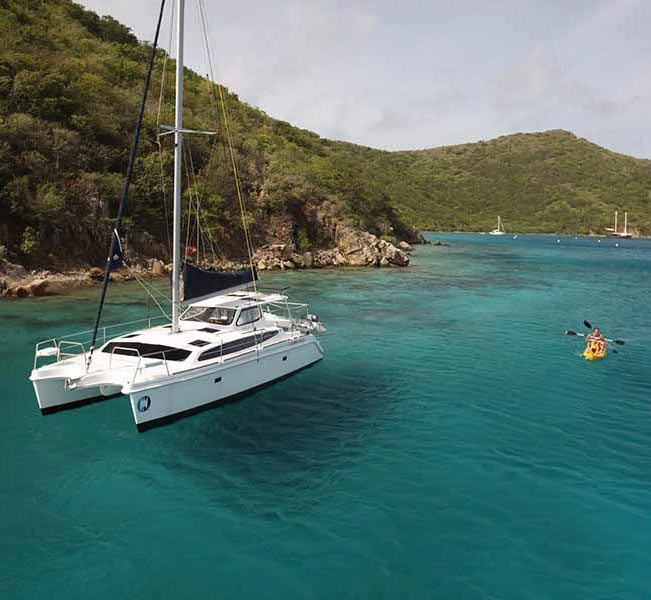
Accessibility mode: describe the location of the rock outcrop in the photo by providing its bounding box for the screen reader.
[150,259,165,276]
[335,226,409,267]
[2,278,51,298]
[254,226,409,270]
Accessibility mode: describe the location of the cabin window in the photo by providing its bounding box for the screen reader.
[198,330,279,362]
[236,306,262,326]
[189,339,210,347]
[102,341,190,361]
[182,306,236,326]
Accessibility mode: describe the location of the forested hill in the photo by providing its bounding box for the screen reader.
[1,2,650,272]
[0,0,420,268]
[393,130,651,234]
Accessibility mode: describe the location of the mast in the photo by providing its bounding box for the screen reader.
[172,0,184,333]
[624,211,628,235]
[614,210,618,234]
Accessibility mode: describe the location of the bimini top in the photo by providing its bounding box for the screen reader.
[187,290,287,309]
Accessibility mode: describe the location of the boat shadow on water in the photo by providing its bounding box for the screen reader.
[147,362,402,511]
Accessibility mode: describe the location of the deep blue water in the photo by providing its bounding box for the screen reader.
[1,233,651,599]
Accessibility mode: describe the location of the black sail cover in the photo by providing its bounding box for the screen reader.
[181,262,257,303]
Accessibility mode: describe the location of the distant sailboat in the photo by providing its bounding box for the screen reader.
[489,215,505,236]
[607,210,632,239]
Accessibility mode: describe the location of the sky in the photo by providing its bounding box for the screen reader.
[80,0,651,158]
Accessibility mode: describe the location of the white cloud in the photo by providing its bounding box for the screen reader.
[80,0,651,157]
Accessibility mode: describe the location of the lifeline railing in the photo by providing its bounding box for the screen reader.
[266,301,310,330]
[33,315,170,370]
[108,346,171,384]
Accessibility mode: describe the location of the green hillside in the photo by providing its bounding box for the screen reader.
[0,0,417,268]
[1,0,650,271]
[392,130,651,234]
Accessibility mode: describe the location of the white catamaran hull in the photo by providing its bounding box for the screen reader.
[32,376,103,413]
[125,337,323,430]
[31,354,136,413]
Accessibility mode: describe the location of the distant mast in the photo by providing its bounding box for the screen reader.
[624,211,628,236]
[614,210,618,235]
[171,0,184,333]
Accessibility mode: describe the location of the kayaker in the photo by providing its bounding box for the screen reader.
[586,328,606,355]
[587,327,604,342]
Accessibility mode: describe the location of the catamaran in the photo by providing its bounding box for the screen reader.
[489,215,506,235]
[29,0,325,431]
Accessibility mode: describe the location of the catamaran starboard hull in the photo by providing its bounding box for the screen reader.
[126,337,323,430]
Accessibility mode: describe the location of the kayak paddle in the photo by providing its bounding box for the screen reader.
[565,330,625,345]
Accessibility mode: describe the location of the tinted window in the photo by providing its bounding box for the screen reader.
[198,331,279,362]
[236,306,261,326]
[102,341,190,361]
[183,306,236,325]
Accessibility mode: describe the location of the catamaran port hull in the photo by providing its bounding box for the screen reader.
[31,355,131,414]
[126,337,323,431]
[32,376,103,414]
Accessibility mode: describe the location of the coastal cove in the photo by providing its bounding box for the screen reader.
[3,1,651,282]
[2,233,651,599]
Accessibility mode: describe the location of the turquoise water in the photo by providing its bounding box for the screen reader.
[2,233,651,599]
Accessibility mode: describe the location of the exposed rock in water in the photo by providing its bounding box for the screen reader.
[88,267,104,280]
[432,240,450,247]
[335,226,409,267]
[254,226,409,270]
[3,278,51,298]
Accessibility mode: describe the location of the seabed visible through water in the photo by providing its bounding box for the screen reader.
[1,233,651,599]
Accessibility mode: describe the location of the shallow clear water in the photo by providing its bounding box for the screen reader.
[2,233,651,599]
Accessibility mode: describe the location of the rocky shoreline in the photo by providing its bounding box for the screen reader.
[1,227,434,299]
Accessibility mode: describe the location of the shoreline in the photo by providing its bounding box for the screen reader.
[0,261,415,300]
[2,228,425,299]
[424,230,649,238]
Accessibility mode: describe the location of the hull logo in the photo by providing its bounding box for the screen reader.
[137,396,151,413]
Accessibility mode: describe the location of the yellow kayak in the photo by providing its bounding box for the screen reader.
[583,339,607,360]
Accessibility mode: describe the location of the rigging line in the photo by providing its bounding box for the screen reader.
[87,0,167,365]
[156,141,172,259]
[186,142,201,263]
[186,143,209,266]
[182,143,210,267]
[131,265,173,304]
[189,7,220,215]
[123,263,171,319]
[197,0,258,294]
[183,140,224,267]
[197,199,220,265]
[192,88,228,264]
[155,3,175,260]
[174,54,224,268]
[155,0,175,128]
[196,8,261,322]
[191,9,230,264]
[183,143,195,260]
